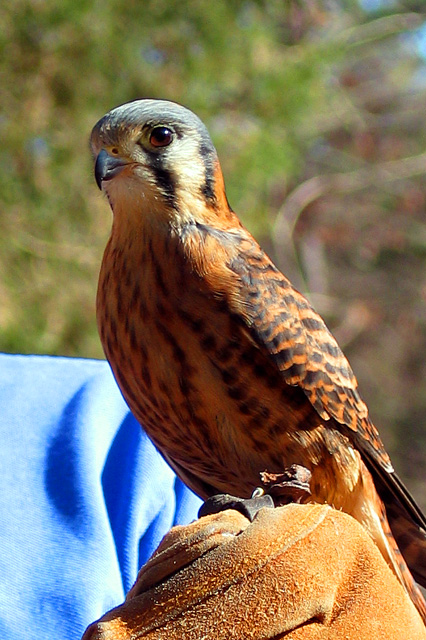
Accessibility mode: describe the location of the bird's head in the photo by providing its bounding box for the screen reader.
[90,99,231,229]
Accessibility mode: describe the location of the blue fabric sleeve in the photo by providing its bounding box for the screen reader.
[0,353,201,640]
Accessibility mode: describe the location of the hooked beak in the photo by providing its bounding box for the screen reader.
[95,149,129,190]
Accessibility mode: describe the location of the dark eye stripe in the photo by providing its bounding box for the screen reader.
[151,164,176,209]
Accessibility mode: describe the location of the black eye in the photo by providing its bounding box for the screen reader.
[149,126,173,148]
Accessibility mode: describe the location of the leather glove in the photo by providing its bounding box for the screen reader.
[83,503,426,639]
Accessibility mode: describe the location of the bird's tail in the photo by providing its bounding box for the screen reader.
[352,461,426,624]
[386,499,426,589]
[380,501,426,624]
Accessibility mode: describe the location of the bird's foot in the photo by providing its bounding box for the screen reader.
[198,491,274,522]
[198,464,312,522]
[260,464,312,505]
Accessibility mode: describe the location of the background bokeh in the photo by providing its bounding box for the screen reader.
[1,0,426,503]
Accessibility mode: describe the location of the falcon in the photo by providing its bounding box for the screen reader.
[90,99,426,620]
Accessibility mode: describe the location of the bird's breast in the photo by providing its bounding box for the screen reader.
[97,230,361,502]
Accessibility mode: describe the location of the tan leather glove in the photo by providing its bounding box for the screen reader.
[83,503,426,639]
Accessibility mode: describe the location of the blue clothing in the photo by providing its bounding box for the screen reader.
[0,353,201,639]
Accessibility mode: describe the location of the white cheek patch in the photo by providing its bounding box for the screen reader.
[163,135,206,192]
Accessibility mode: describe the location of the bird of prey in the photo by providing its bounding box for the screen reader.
[91,99,426,621]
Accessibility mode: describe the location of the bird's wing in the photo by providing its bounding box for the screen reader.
[211,228,426,534]
[197,225,391,470]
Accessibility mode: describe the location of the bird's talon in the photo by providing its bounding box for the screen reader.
[198,492,274,522]
[260,464,312,505]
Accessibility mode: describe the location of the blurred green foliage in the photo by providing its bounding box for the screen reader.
[1,0,426,496]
